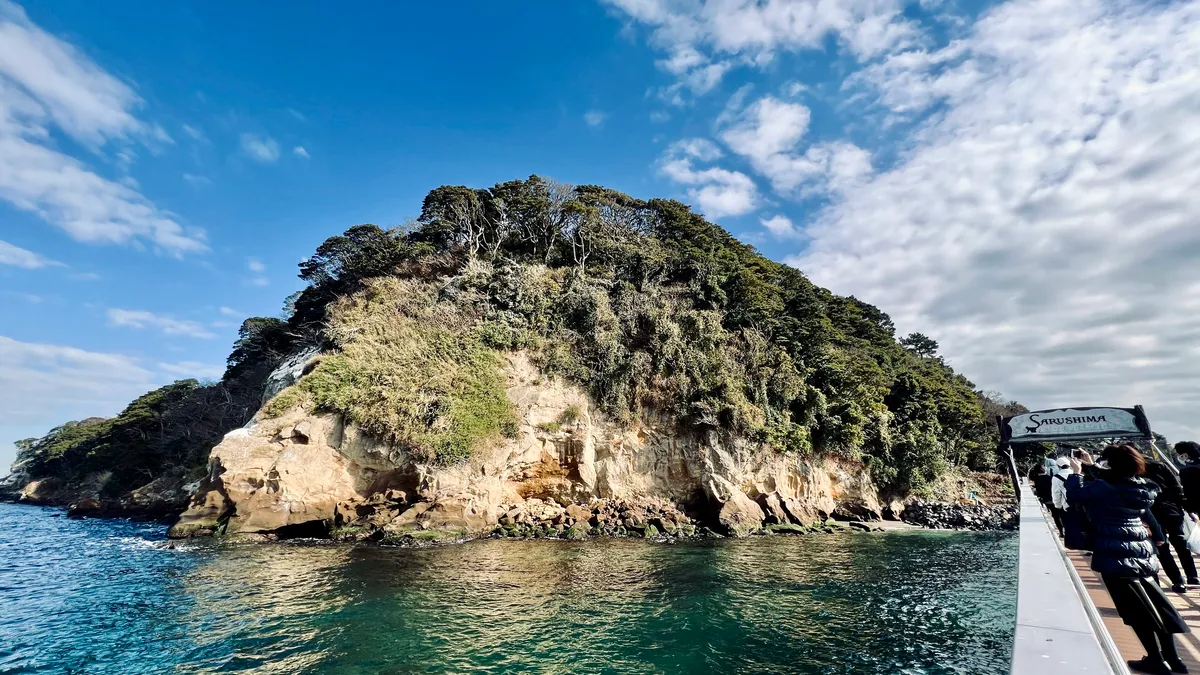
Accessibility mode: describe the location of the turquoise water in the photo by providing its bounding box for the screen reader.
[0,503,1017,674]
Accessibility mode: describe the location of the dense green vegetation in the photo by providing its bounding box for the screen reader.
[10,175,1023,500]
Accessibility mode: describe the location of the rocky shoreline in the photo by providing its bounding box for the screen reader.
[899,499,1018,531]
[0,475,195,522]
[0,484,1016,543]
[3,352,1019,543]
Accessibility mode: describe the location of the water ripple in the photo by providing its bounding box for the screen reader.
[0,505,1016,674]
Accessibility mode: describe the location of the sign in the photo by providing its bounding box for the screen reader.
[1001,406,1150,444]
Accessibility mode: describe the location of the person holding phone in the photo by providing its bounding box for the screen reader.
[1067,445,1189,675]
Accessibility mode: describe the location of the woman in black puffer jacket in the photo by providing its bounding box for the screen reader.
[1067,444,1190,675]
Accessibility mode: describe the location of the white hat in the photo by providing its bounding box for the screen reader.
[1056,457,1071,468]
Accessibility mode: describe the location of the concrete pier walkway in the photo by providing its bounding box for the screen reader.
[1014,474,1200,675]
[1011,480,1120,674]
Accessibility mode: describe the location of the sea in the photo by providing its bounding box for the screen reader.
[0,503,1017,674]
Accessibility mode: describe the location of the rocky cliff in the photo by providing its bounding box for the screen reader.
[169,353,895,541]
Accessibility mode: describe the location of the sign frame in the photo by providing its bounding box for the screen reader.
[998,405,1152,445]
[994,405,1153,499]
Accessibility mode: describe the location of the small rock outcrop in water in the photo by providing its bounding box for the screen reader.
[13,474,197,521]
[900,499,1018,531]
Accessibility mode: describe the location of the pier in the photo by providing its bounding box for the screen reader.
[1013,480,1200,674]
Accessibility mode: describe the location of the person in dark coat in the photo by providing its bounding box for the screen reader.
[1067,445,1190,675]
[1175,441,1200,515]
[1033,460,1064,534]
[1034,462,1054,504]
[1144,459,1199,591]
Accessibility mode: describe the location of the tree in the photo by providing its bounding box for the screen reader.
[292,224,422,329]
[900,332,940,359]
[224,317,291,381]
[417,185,517,260]
[487,175,572,263]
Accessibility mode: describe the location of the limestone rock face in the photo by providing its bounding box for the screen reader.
[717,491,766,537]
[169,412,365,538]
[170,352,888,540]
[758,492,789,525]
[259,347,321,405]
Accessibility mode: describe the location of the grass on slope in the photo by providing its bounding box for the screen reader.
[264,277,517,464]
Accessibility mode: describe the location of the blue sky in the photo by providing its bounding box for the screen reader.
[5,0,1200,469]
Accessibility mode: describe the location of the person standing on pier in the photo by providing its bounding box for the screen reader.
[1144,458,1199,593]
[1050,457,1072,536]
[1068,445,1190,675]
[1034,461,1055,509]
[1175,442,1200,515]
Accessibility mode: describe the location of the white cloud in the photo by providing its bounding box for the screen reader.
[1,290,40,303]
[239,133,279,163]
[292,145,309,158]
[0,2,206,256]
[114,148,136,173]
[219,306,241,317]
[658,45,707,75]
[658,137,759,218]
[650,110,670,123]
[786,0,1200,444]
[181,123,204,141]
[0,335,158,468]
[0,133,207,254]
[605,0,922,99]
[158,360,224,380]
[783,141,874,196]
[783,81,808,97]
[584,110,608,127]
[722,96,810,162]
[660,161,757,219]
[106,308,216,339]
[760,214,800,240]
[182,173,212,187]
[0,239,59,268]
[709,94,875,196]
[245,257,268,286]
[0,2,146,145]
[670,137,723,162]
[287,108,306,122]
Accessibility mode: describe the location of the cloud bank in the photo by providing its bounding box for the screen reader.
[0,0,205,255]
[612,0,1200,444]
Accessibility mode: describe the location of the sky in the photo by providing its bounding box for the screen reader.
[2,0,1200,470]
